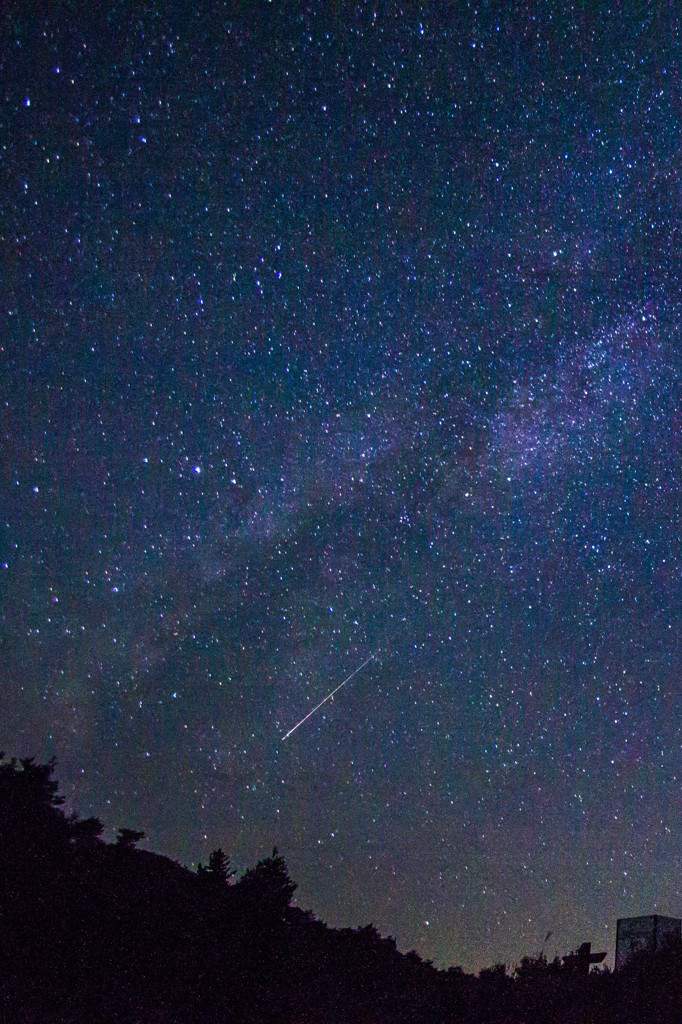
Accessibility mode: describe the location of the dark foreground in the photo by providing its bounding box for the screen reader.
[0,753,678,1023]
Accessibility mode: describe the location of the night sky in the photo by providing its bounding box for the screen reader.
[3,0,682,973]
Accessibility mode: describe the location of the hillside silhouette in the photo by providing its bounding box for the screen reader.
[1,753,680,1023]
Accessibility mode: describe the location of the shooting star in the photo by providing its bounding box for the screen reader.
[281,650,380,741]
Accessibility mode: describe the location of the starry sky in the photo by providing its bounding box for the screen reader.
[3,0,682,973]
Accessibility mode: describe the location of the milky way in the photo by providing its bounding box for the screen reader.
[3,2,682,971]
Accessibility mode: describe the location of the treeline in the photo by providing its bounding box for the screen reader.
[1,755,681,1023]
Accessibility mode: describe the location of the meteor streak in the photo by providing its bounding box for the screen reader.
[281,651,379,740]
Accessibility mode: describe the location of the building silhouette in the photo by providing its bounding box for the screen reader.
[615,915,681,970]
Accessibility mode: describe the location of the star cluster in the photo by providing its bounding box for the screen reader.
[3,2,682,971]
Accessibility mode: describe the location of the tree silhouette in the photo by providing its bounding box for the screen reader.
[235,845,296,918]
[115,827,145,848]
[209,846,235,881]
[70,815,104,847]
[197,846,235,887]
[0,754,70,864]
[7,752,682,1024]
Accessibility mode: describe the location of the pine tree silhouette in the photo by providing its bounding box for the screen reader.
[115,827,145,848]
